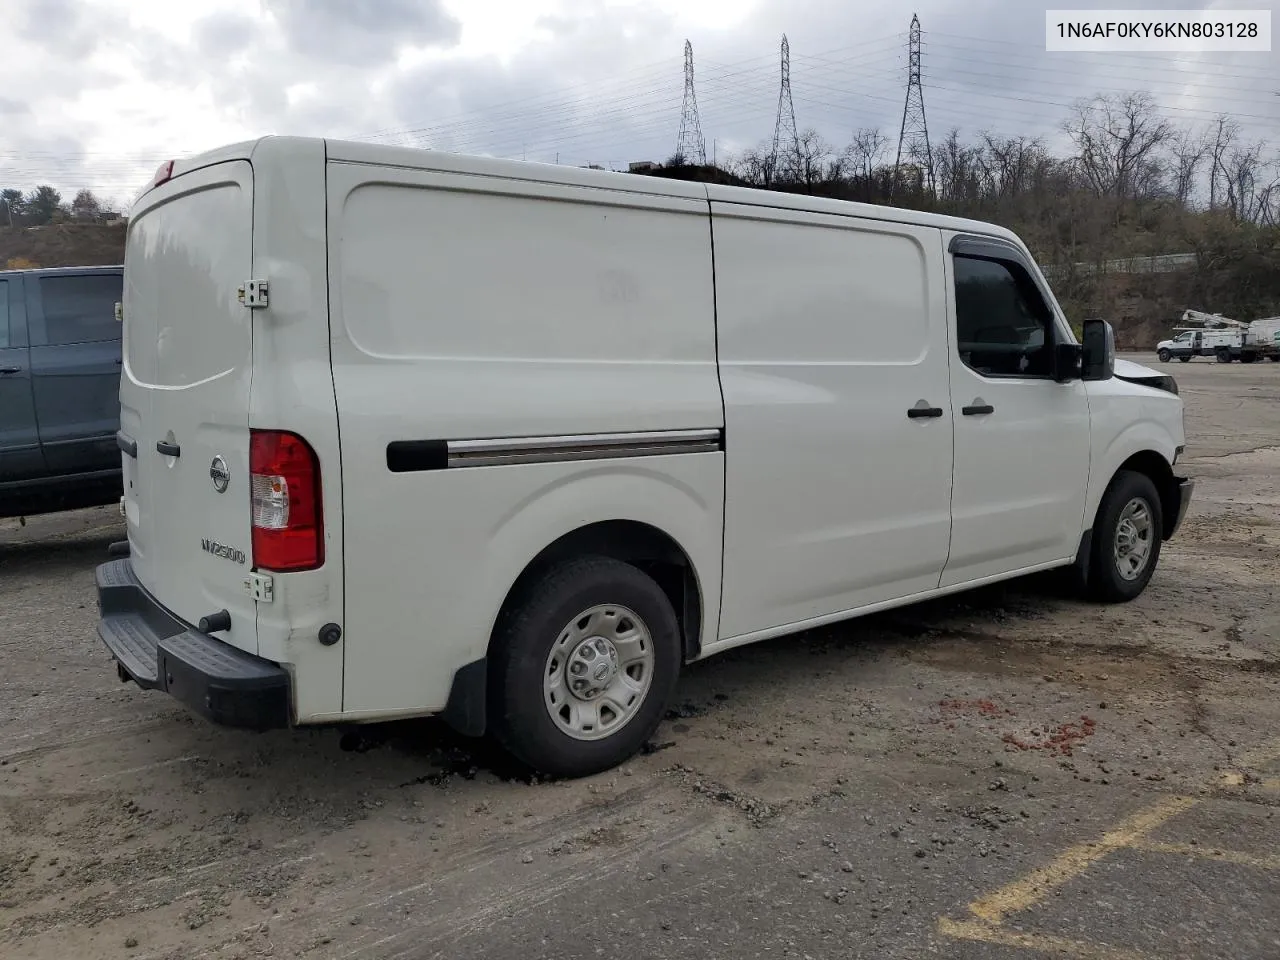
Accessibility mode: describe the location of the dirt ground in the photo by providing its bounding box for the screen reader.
[3,351,1279,960]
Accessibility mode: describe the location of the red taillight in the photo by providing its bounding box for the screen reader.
[153,159,174,186]
[249,430,323,572]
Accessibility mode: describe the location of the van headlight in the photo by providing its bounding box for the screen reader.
[1117,372,1178,396]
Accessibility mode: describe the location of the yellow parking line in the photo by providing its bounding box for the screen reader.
[966,795,1198,925]
[940,737,1280,956]
[1131,840,1280,871]
[938,918,1155,960]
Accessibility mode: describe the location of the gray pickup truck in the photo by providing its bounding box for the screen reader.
[1,265,125,518]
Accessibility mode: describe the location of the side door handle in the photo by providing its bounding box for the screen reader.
[156,440,181,458]
[117,431,138,459]
[962,403,995,416]
[907,405,944,419]
[0,366,21,375]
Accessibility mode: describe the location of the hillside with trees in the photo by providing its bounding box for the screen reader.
[4,91,1277,349]
[648,91,1280,347]
[1,185,126,271]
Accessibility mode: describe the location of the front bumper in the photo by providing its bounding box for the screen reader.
[95,557,291,731]
[1167,476,1195,540]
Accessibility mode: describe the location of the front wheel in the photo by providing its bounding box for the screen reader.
[1157,348,1171,363]
[1087,470,1164,603]
[489,556,682,778]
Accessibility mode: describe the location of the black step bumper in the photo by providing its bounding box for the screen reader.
[95,558,291,731]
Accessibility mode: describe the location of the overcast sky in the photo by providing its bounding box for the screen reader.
[2,0,1277,209]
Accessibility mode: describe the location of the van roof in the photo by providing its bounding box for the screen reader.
[153,135,1024,245]
[0,264,123,278]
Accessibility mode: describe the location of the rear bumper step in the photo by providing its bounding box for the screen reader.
[95,558,291,730]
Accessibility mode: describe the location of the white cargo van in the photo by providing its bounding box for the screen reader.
[96,137,1193,778]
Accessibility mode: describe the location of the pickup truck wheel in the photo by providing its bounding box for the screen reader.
[1157,348,1171,363]
[490,556,681,779]
[1088,470,1163,603]
[1178,356,1191,363]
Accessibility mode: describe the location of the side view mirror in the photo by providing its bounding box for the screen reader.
[1081,318,1116,381]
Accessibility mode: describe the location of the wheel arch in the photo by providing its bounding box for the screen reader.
[442,518,709,739]
[1095,450,1181,541]
[493,519,707,661]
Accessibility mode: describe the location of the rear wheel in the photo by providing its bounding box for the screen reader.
[1087,470,1163,603]
[490,556,682,778]
[1157,348,1171,363]
[1216,348,1231,363]
[1178,355,1191,363]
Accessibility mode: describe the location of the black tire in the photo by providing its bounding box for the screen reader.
[489,555,682,778]
[1087,470,1164,603]
[1216,349,1231,363]
[1157,348,1171,363]
[1178,355,1191,363]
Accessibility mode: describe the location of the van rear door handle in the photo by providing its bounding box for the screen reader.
[156,440,181,458]
[907,405,944,419]
[962,403,995,416]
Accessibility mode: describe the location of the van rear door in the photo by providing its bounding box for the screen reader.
[121,160,258,652]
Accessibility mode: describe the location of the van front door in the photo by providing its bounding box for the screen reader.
[939,233,1091,588]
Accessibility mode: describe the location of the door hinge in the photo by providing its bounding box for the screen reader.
[238,280,269,309]
[243,571,274,603]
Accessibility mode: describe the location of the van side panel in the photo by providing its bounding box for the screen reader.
[247,138,345,722]
[326,162,724,719]
[710,204,954,642]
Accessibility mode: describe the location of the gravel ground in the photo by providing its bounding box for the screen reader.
[2,351,1279,960]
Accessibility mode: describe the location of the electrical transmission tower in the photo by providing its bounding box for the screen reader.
[770,35,799,181]
[893,14,934,196]
[675,40,706,166]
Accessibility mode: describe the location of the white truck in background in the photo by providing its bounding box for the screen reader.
[1158,310,1280,364]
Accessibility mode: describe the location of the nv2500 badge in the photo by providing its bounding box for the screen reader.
[201,539,247,564]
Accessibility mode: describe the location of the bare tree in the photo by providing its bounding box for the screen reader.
[934,128,980,204]
[1208,115,1238,210]
[1169,129,1209,206]
[1220,141,1278,223]
[843,127,890,182]
[729,143,775,187]
[1063,92,1173,201]
[792,128,832,189]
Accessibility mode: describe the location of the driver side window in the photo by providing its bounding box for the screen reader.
[954,254,1055,378]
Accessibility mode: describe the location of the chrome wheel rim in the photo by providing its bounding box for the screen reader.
[543,603,655,741]
[1113,497,1154,581]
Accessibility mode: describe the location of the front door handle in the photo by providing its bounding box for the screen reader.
[0,366,20,375]
[156,440,181,458]
[962,403,995,416]
[907,405,944,419]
